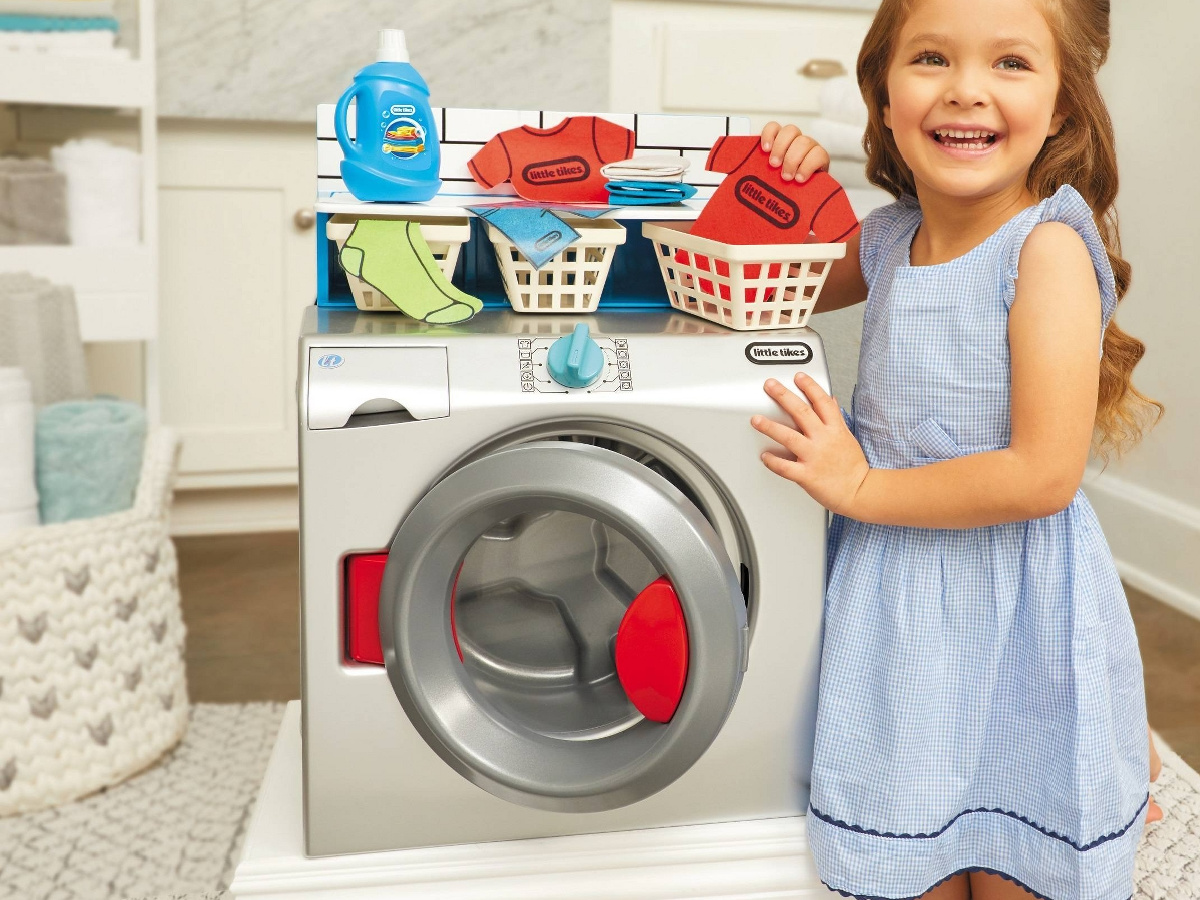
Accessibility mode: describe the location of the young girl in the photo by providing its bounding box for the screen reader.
[749,0,1164,897]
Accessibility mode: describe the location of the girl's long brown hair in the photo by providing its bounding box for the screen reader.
[856,0,1162,459]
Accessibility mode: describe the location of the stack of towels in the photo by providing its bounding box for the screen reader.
[0,273,147,535]
[0,0,124,58]
[601,156,698,205]
[51,139,142,245]
[806,76,869,162]
[0,157,68,244]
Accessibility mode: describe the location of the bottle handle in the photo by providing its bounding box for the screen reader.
[334,82,365,164]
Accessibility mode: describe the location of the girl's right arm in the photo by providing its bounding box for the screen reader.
[760,121,868,314]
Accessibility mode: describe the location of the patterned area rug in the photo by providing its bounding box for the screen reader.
[0,704,283,900]
[0,705,1196,900]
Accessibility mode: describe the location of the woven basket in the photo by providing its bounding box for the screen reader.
[0,427,189,817]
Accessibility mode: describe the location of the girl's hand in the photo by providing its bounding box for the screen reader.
[760,121,831,182]
[751,373,870,516]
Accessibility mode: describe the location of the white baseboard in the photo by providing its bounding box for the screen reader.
[1084,468,1200,621]
[169,485,298,536]
[231,703,840,900]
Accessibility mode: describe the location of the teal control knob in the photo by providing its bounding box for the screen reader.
[547,323,605,389]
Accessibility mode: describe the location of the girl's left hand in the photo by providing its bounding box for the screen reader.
[751,373,870,516]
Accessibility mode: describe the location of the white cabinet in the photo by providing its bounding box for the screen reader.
[157,122,316,495]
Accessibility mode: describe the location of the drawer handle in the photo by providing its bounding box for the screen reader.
[798,59,847,79]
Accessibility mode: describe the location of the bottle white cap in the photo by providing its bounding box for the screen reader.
[377,29,410,63]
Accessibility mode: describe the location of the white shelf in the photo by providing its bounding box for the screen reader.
[0,244,156,341]
[0,51,150,109]
[315,191,708,221]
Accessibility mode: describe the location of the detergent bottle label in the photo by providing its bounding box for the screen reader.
[380,102,429,164]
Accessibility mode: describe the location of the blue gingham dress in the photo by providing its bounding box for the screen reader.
[808,184,1148,900]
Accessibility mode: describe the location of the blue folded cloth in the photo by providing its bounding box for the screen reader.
[604,180,698,205]
[0,14,118,30]
[36,399,146,524]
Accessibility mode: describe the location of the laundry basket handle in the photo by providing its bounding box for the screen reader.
[132,426,181,521]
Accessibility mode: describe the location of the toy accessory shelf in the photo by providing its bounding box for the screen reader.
[643,222,846,331]
[325,215,470,312]
[487,216,627,314]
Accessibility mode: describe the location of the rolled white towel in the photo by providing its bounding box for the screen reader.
[50,138,141,246]
[819,75,868,128]
[600,154,690,183]
[0,367,39,534]
[807,117,867,162]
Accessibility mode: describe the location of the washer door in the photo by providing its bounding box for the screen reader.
[380,440,747,812]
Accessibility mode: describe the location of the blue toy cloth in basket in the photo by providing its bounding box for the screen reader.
[808,185,1147,900]
[36,399,146,524]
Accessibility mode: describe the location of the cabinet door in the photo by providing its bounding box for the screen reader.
[158,122,315,489]
[611,1,875,131]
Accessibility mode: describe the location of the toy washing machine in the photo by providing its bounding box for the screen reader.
[298,306,831,857]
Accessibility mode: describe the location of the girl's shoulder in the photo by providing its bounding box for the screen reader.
[1001,184,1118,330]
[858,193,922,284]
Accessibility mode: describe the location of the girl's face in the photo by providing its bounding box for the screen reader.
[882,0,1066,203]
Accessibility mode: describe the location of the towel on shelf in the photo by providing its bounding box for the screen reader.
[36,399,146,524]
[0,367,39,535]
[0,273,90,408]
[599,155,691,183]
[819,75,868,128]
[0,158,69,245]
[0,0,115,16]
[0,13,116,30]
[806,117,867,162]
[51,138,141,246]
[604,180,697,205]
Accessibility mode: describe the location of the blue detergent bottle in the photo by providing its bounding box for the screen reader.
[334,29,442,202]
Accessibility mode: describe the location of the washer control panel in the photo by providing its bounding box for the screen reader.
[518,336,632,394]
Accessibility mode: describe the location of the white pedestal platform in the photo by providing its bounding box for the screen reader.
[229,702,841,899]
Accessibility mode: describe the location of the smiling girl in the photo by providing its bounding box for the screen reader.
[749,0,1163,897]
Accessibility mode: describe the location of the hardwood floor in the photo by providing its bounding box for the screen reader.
[175,531,1200,770]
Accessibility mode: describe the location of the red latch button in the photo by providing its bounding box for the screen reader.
[614,576,688,723]
[345,553,388,665]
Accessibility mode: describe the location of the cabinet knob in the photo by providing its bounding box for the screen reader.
[294,208,316,230]
[798,59,847,79]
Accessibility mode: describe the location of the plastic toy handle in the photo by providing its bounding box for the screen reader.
[334,81,366,164]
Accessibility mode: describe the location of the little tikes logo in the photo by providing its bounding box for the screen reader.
[389,104,416,116]
[745,342,812,365]
[316,354,344,369]
[523,156,590,185]
[735,176,800,229]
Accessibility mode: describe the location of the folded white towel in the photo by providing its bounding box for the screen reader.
[0,367,39,534]
[0,29,121,56]
[0,0,115,17]
[819,75,868,128]
[600,155,691,182]
[807,117,867,162]
[51,138,141,246]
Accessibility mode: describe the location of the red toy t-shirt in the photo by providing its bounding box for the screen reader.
[677,135,860,302]
[467,116,634,203]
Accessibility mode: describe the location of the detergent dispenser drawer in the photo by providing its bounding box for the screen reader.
[307,347,449,430]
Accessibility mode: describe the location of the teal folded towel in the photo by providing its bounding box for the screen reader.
[36,399,146,524]
[0,14,119,30]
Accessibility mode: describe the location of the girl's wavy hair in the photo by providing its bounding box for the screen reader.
[856,0,1162,459]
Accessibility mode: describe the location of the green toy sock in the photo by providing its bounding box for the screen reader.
[339,219,482,324]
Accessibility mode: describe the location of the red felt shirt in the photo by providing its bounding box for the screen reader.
[690,135,860,244]
[675,136,859,303]
[467,116,634,203]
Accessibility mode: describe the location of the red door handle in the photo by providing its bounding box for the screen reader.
[615,576,689,723]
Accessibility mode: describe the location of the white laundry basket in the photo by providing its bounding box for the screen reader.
[486,216,626,313]
[642,221,847,331]
[326,214,472,313]
[0,428,189,816]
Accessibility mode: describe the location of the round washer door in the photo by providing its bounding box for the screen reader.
[380,440,747,812]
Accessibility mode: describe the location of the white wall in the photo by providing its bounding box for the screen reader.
[1085,0,1200,618]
